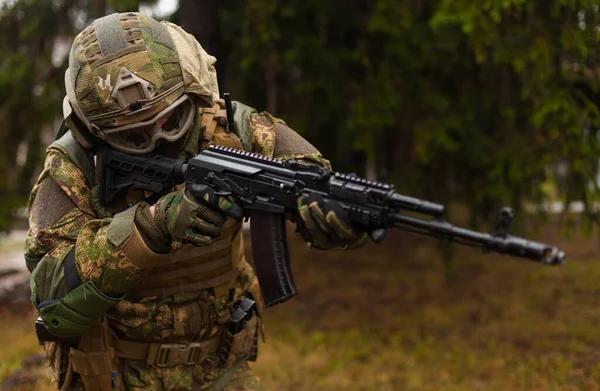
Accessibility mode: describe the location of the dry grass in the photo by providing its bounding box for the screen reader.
[0,310,42,379]
[0,308,53,391]
[250,223,600,390]
[2,219,600,390]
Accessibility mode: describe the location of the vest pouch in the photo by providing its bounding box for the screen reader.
[69,318,125,391]
[218,314,260,368]
[198,102,245,152]
[210,131,244,150]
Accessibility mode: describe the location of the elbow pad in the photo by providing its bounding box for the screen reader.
[36,280,123,338]
[31,246,123,339]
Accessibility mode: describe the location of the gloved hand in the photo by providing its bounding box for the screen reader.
[153,184,243,247]
[297,193,370,250]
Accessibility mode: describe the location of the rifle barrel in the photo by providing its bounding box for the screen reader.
[389,193,445,217]
[390,212,565,265]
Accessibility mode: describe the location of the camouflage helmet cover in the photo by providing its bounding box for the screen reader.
[64,12,220,153]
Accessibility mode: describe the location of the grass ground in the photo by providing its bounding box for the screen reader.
[252,230,600,390]
[2,220,599,390]
[0,309,41,381]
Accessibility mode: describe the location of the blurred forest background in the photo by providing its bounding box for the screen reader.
[1,0,600,390]
[1,0,599,230]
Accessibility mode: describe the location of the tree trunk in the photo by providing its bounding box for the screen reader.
[265,51,278,114]
[178,0,228,88]
[93,0,106,19]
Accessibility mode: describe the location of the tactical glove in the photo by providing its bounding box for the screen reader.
[297,193,370,250]
[153,184,243,247]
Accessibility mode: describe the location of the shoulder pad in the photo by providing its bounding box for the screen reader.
[50,131,95,187]
[232,101,257,152]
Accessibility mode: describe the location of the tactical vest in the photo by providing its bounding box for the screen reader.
[128,102,252,300]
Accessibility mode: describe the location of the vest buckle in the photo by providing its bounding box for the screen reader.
[155,342,203,367]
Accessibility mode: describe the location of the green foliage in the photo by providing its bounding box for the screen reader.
[0,0,598,232]
[0,0,76,232]
[0,0,150,232]
[108,0,156,13]
[220,0,600,227]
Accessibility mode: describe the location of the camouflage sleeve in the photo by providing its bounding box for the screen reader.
[26,148,162,297]
[247,111,332,169]
[75,210,159,296]
[25,149,96,271]
[271,121,332,169]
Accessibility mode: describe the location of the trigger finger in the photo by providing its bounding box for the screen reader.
[190,184,217,205]
[216,196,243,219]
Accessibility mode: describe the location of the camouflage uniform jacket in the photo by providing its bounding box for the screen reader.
[26,102,330,391]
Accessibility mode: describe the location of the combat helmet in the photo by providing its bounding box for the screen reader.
[63,12,220,153]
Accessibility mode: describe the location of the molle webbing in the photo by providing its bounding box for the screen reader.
[127,222,243,298]
[198,104,218,151]
[198,101,245,153]
[131,270,238,298]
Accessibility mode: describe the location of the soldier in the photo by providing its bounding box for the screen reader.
[25,12,368,391]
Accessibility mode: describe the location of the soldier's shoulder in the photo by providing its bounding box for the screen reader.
[48,131,95,187]
[40,132,95,214]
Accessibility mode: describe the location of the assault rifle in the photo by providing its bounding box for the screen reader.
[100,145,565,307]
